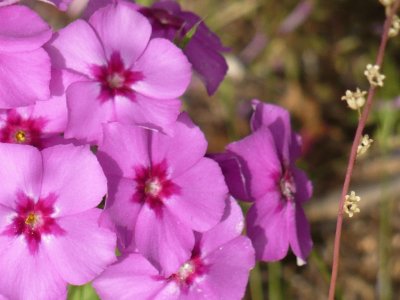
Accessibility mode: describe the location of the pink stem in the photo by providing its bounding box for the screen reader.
[328,2,400,299]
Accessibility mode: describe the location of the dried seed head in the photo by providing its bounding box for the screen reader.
[364,64,385,87]
[344,191,361,218]
[357,134,373,157]
[341,88,367,110]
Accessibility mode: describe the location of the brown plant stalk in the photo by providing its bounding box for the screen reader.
[328,1,400,299]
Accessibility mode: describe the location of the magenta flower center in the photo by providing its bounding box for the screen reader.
[0,111,46,148]
[3,193,64,254]
[280,169,296,201]
[133,161,180,215]
[92,52,144,102]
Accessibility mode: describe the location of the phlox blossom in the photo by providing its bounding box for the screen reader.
[214,100,313,262]
[0,144,116,300]
[46,1,191,143]
[0,5,52,108]
[93,198,255,300]
[98,114,228,275]
[139,0,228,95]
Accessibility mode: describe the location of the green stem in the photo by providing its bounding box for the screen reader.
[249,263,264,300]
[268,262,283,300]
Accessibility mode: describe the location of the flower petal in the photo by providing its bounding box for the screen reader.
[0,5,51,52]
[198,236,255,300]
[104,176,142,252]
[0,143,42,208]
[246,193,290,261]
[99,122,151,178]
[45,209,116,285]
[150,113,207,178]
[200,198,245,256]
[64,81,115,144]
[288,204,313,261]
[114,94,181,135]
[0,49,50,108]
[132,38,191,99]
[46,19,105,75]
[41,144,107,216]
[89,2,151,66]
[170,158,227,232]
[135,205,194,276]
[227,127,281,200]
[0,237,66,300]
[93,253,167,300]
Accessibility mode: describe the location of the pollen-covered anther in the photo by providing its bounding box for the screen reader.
[341,88,367,110]
[15,130,27,143]
[144,178,162,197]
[107,73,125,89]
[364,64,385,87]
[177,261,196,281]
[389,15,400,37]
[357,134,373,157]
[344,191,361,218]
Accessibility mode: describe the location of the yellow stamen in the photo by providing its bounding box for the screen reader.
[25,212,38,227]
[15,130,26,143]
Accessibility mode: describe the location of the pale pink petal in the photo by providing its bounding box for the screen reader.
[0,50,50,108]
[227,127,281,199]
[246,192,290,261]
[197,237,255,300]
[114,94,181,135]
[0,144,42,208]
[135,205,194,276]
[41,144,107,216]
[93,254,168,300]
[45,209,116,285]
[46,20,105,75]
[0,204,13,230]
[200,198,244,256]
[89,2,151,66]
[0,238,66,300]
[170,158,227,232]
[288,203,313,261]
[64,81,115,144]
[132,38,191,99]
[151,113,207,178]
[31,96,67,134]
[0,5,51,52]
[104,176,142,252]
[99,122,150,177]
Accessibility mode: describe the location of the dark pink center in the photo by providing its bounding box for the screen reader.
[0,111,46,148]
[3,193,64,254]
[280,169,296,201]
[132,161,180,216]
[171,256,207,291]
[92,52,144,102]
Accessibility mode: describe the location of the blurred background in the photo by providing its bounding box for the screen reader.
[26,0,400,299]
[180,0,400,299]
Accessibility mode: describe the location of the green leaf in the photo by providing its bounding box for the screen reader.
[176,20,202,50]
[68,284,99,300]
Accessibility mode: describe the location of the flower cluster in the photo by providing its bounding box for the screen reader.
[0,1,313,299]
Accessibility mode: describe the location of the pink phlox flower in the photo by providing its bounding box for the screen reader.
[0,5,52,108]
[46,1,191,143]
[0,144,116,300]
[93,198,255,300]
[139,0,229,95]
[98,113,228,274]
[213,99,313,262]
